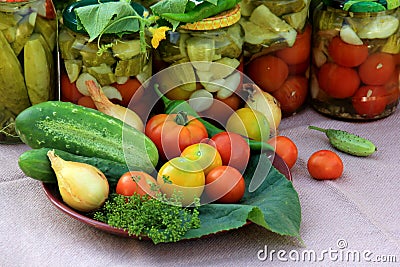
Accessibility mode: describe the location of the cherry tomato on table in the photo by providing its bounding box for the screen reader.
[145,112,208,160]
[204,165,245,204]
[318,62,360,99]
[246,55,289,93]
[116,171,159,197]
[328,36,368,67]
[358,52,396,86]
[307,150,344,180]
[267,136,298,169]
[207,131,250,172]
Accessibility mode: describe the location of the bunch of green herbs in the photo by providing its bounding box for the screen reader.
[93,192,200,244]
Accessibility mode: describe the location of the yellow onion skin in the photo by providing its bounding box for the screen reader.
[47,150,109,212]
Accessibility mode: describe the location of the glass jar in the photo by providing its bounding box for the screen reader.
[153,4,244,125]
[58,0,152,109]
[0,0,57,143]
[310,0,400,120]
[240,0,311,116]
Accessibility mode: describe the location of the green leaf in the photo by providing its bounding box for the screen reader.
[151,0,188,30]
[184,153,301,240]
[75,1,138,41]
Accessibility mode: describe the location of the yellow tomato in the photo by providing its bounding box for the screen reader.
[157,157,205,206]
[225,107,270,142]
[181,143,223,175]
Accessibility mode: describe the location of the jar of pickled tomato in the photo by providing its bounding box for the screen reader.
[310,0,400,120]
[240,0,312,116]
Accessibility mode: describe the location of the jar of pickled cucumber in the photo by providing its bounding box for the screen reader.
[240,0,311,116]
[58,0,152,109]
[310,0,400,120]
[0,0,57,143]
[153,4,245,125]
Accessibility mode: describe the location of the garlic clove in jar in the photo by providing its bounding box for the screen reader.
[47,150,109,212]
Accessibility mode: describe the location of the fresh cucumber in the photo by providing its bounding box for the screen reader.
[309,126,377,157]
[18,148,130,185]
[15,101,159,173]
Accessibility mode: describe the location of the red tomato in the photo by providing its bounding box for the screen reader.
[287,58,310,75]
[246,55,289,93]
[358,52,396,86]
[352,85,388,118]
[385,67,400,104]
[328,36,368,67]
[207,131,250,172]
[276,24,311,65]
[267,136,298,169]
[307,150,343,180]
[272,75,308,115]
[116,171,159,197]
[112,78,143,107]
[60,73,83,103]
[199,93,243,126]
[145,113,208,160]
[204,166,245,204]
[318,62,360,99]
[77,96,96,109]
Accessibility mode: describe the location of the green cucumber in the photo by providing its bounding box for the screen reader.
[18,148,130,185]
[15,101,159,173]
[309,125,376,157]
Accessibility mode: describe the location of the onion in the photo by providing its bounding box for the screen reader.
[245,86,282,132]
[47,150,109,212]
[85,80,144,132]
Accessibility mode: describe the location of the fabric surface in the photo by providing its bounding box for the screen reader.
[1,107,399,267]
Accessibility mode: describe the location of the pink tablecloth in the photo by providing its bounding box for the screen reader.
[1,106,399,266]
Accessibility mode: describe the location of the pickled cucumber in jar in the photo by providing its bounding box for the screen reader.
[0,0,57,143]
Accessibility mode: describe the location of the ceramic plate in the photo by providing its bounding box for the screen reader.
[42,153,292,239]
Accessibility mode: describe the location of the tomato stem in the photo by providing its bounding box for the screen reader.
[174,111,189,126]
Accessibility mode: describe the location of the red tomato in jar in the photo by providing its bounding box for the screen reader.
[328,36,368,67]
[287,58,310,75]
[318,62,360,99]
[307,150,343,180]
[145,113,208,160]
[276,24,311,66]
[207,131,250,172]
[352,85,388,118]
[116,171,159,197]
[204,166,245,204]
[272,75,308,115]
[112,78,143,107]
[358,52,396,86]
[267,136,298,169]
[77,96,96,109]
[60,73,83,103]
[385,67,400,105]
[246,55,289,93]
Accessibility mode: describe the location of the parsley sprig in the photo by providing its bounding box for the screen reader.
[93,192,200,244]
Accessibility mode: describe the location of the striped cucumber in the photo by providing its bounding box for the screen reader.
[309,125,376,157]
[18,148,130,185]
[15,101,159,173]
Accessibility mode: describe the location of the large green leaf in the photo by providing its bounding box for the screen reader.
[184,153,301,240]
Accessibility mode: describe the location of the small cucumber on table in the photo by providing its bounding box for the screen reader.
[309,125,377,157]
[15,101,159,173]
[18,148,130,185]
